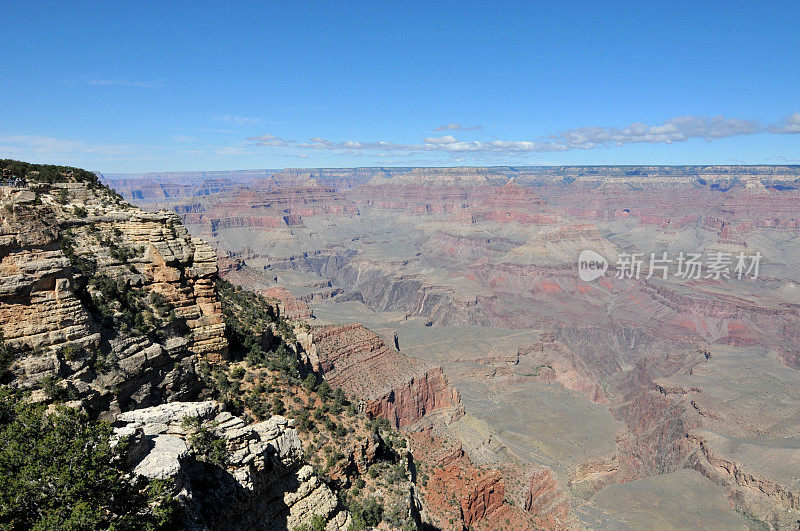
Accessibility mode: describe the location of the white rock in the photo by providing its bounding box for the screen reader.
[133,434,189,480]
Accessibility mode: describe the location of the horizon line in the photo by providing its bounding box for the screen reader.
[99,162,800,177]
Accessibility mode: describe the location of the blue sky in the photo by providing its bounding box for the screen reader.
[2,1,799,172]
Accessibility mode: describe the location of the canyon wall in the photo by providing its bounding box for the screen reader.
[307,323,462,428]
[114,400,350,529]
[106,164,800,528]
[0,179,228,416]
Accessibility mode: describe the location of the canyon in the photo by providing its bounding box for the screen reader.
[3,160,798,528]
[0,162,427,529]
[104,164,800,529]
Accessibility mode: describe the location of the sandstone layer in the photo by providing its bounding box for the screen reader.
[306,323,462,428]
[0,179,228,416]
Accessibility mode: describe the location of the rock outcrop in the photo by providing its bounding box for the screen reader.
[259,286,312,320]
[113,210,227,361]
[0,176,227,416]
[410,431,545,529]
[524,467,575,528]
[0,197,96,354]
[114,400,350,530]
[461,470,505,526]
[308,323,462,427]
[364,366,463,428]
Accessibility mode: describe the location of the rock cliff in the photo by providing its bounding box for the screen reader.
[114,400,350,530]
[1,162,382,529]
[306,323,462,428]
[0,172,227,416]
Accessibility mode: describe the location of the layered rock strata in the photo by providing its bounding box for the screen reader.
[0,179,227,414]
[307,323,462,427]
[114,400,350,530]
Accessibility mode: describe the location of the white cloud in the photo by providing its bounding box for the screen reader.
[249,113,793,159]
[294,138,422,151]
[11,111,788,170]
[768,112,800,134]
[423,135,458,144]
[434,123,484,132]
[247,134,296,147]
[215,115,261,125]
[553,115,761,149]
[89,79,164,88]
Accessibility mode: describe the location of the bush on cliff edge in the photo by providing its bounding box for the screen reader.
[0,389,179,530]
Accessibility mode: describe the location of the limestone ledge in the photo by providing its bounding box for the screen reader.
[114,401,351,530]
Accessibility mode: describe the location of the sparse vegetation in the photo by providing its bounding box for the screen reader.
[182,416,228,466]
[209,280,418,528]
[0,159,99,186]
[58,226,184,372]
[0,334,15,383]
[54,188,70,204]
[348,496,384,529]
[0,389,179,529]
[217,279,300,376]
[293,514,327,531]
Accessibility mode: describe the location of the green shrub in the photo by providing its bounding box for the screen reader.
[182,417,228,466]
[294,408,313,432]
[55,188,70,204]
[40,375,61,399]
[272,395,286,415]
[59,343,83,361]
[0,389,179,529]
[349,496,383,528]
[294,514,327,531]
[303,372,318,391]
[0,335,15,383]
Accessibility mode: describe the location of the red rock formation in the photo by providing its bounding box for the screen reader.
[364,366,462,428]
[524,468,573,527]
[309,323,462,427]
[461,470,506,526]
[259,286,312,320]
[613,387,697,481]
[410,431,552,529]
[410,433,503,528]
